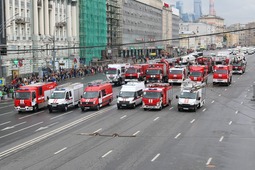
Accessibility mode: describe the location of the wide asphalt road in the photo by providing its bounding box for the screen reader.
[0,52,255,170]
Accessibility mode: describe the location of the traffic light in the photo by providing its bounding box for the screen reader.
[0,47,7,55]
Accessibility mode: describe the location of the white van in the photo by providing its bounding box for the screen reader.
[117,82,145,109]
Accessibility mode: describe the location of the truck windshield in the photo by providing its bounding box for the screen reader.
[180,92,196,99]
[146,69,161,75]
[232,63,242,66]
[51,92,65,99]
[170,70,182,74]
[83,91,98,99]
[15,92,31,99]
[126,68,137,74]
[215,70,227,74]
[190,71,202,77]
[106,69,116,74]
[119,91,134,98]
[143,91,161,99]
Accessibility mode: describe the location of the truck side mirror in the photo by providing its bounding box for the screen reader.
[81,95,83,99]
[176,95,179,99]
[47,96,49,100]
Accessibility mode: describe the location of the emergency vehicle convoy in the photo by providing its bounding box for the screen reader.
[188,65,208,83]
[196,56,213,73]
[124,64,149,82]
[213,65,232,86]
[80,80,113,111]
[106,63,130,86]
[47,83,84,112]
[145,59,170,83]
[14,82,57,113]
[142,83,173,110]
[168,66,187,84]
[117,82,145,109]
[176,80,206,112]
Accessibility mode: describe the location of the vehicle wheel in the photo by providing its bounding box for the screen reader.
[81,107,85,112]
[193,106,197,112]
[117,105,121,110]
[143,108,147,111]
[178,108,182,112]
[132,103,136,109]
[96,105,100,111]
[49,108,53,113]
[18,111,22,114]
[64,105,68,112]
[33,105,39,112]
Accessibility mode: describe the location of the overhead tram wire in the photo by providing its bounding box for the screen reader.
[6,27,255,53]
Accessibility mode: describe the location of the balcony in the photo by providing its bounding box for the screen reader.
[55,22,66,28]
[15,17,30,24]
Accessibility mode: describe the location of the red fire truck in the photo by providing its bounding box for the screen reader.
[196,56,213,73]
[142,83,172,110]
[213,65,232,86]
[80,80,113,111]
[125,64,149,82]
[145,59,170,83]
[14,82,57,113]
[189,65,208,83]
[168,66,187,84]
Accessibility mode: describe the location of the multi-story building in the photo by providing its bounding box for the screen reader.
[199,15,224,48]
[79,0,107,65]
[245,22,255,46]
[194,0,202,21]
[162,3,172,50]
[121,0,163,58]
[1,0,79,78]
[106,0,122,59]
[171,7,180,47]
[175,1,183,16]
[179,22,216,49]
[227,23,245,46]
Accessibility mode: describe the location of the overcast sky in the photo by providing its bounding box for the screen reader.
[165,0,255,26]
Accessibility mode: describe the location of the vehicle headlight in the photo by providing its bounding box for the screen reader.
[157,102,161,106]
[93,101,96,104]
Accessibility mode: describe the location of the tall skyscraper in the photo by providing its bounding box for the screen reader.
[209,0,216,15]
[194,0,202,20]
[176,1,183,16]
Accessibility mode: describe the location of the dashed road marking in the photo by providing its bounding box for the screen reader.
[174,133,181,139]
[50,111,73,120]
[211,100,214,103]
[169,107,173,110]
[224,89,227,91]
[133,131,140,136]
[219,94,221,96]
[235,111,238,114]
[206,157,213,165]
[190,119,195,124]
[54,147,67,155]
[153,117,159,121]
[229,121,232,125]
[102,150,113,158]
[151,153,160,162]
[219,136,224,142]
[241,102,243,105]
[19,111,43,119]
[0,121,11,126]
[120,115,127,119]
[93,128,102,133]
[202,108,207,112]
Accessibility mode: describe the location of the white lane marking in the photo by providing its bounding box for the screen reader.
[211,100,214,104]
[1,121,27,131]
[190,119,195,124]
[233,81,236,83]
[35,122,59,132]
[102,150,113,158]
[224,89,227,91]
[206,157,213,165]
[0,111,14,116]
[0,121,11,126]
[241,102,243,105]
[0,107,113,159]
[153,117,159,121]
[50,111,73,120]
[235,111,238,114]
[169,107,173,110]
[54,147,67,155]
[202,108,207,112]
[229,121,232,125]
[19,111,43,119]
[120,115,127,119]
[133,131,140,136]
[151,153,160,162]
[0,105,13,109]
[219,94,221,97]
[0,122,43,139]
[219,136,224,142]
[93,128,102,133]
[174,133,181,139]
[229,84,232,87]
[238,77,240,79]
[248,89,250,92]
[245,95,247,98]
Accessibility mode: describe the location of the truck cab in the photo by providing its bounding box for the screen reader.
[168,67,186,84]
[142,83,172,110]
[232,61,246,74]
[189,65,208,83]
[213,65,232,86]
[106,64,130,86]
[80,80,113,111]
